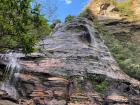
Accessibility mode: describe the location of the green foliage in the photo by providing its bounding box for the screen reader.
[20,34,37,55]
[103,32,140,79]
[87,74,110,92]
[65,15,75,23]
[116,0,133,16]
[93,18,140,80]
[0,0,51,54]
[95,81,109,92]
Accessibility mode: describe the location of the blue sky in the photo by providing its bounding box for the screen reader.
[37,0,89,22]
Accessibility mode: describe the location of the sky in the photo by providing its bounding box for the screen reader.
[37,0,89,22]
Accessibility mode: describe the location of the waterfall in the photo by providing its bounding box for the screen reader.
[2,52,21,80]
[0,51,23,98]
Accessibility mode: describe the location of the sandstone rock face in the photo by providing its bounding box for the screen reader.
[0,100,18,105]
[0,17,140,104]
[132,0,140,18]
[87,0,121,19]
[14,17,140,104]
[20,17,140,86]
[0,89,19,105]
[22,17,125,80]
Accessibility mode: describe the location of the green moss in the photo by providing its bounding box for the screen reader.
[95,81,109,92]
[86,74,110,92]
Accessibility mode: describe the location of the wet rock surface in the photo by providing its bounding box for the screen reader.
[0,89,18,105]
[20,18,129,79]
[0,17,140,105]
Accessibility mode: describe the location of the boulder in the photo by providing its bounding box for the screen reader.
[0,100,19,105]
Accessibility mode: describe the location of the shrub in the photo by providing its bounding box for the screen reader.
[93,18,140,80]
[87,74,110,92]
[65,15,75,23]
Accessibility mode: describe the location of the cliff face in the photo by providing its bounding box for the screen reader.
[87,0,121,19]
[0,1,140,104]
[87,0,140,44]
[132,0,140,18]
[88,0,140,20]
[87,0,140,84]
[17,17,140,105]
[0,17,140,105]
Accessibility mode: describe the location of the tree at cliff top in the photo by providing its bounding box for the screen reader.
[0,0,51,54]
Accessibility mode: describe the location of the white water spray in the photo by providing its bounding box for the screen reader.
[2,52,21,79]
[0,51,23,98]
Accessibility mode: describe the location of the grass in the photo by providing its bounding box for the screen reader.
[116,0,133,17]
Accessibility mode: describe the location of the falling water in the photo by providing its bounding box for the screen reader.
[0,51,23,98]
[2,52,21,79]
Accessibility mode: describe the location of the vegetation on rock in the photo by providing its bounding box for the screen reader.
[65,15,75,23]
[87,74,110,92]
[82,8,140,80]
[84,0,140,80]
[116,0,133,17]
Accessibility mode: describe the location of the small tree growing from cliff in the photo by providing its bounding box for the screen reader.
[65,15,75,23]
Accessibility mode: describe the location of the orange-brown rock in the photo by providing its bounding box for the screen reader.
[132,0,140,20]
[87,0,121,19]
